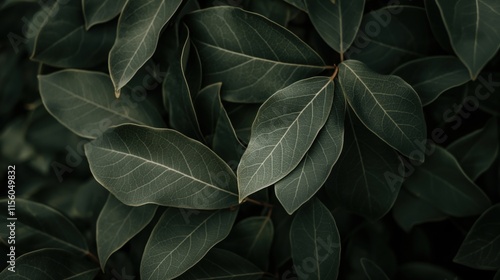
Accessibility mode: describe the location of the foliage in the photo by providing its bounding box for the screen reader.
[1,0,499,279]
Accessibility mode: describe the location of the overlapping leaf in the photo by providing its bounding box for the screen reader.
[237,77,334,202]
[436,0,500,79]
[339,60,426,161]
[184,6,327,103]
[305,0,365,56]
[392,56,470,105]
[109,0,183,96]
[327,111,403,220]
[141,207,238,279]
[82,0,127,29]
[290,198,340,280]
[97,194,157,270]
[39,70,165,139]
[275,83,345,214]
[454,204,500,269]
[85,124,239,209]
[404,145,491,217]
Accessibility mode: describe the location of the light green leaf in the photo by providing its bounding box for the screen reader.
[290,198,340,280]
[392,189,447,232]
[82,0,127,30]
[275,83,345,214]
[97,194,157,270]
[39,70,165,139]
[237,77,334,202]
[404,145,491,217]
[339,60,426,162]
[454,203,500,270]
[184,6,327,103]
[436,0,500,79]
[0,249,99,279]
[327,110,402,220]
[85,124,239,209]
[305,0,365,56]
[218,216,274,270]
[163,24,204,141]
[447,118,499,180]
[361,258,390,280]
[31,0,115,68]
[0,199,88,255]
[347,6,436,73]
[392,56,470,105]
[141,207,238,280]
[177,248,263,280]
[109,0,183,96]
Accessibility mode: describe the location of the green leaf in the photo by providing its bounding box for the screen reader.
[163,24,204,140]
[195,83,246,163]
[447,118,499,180]
[392,56,471,105]
[141,207,238,279]
[454,204,500,270]
[392,189,447,232]
[184,6,327,103]
[348,6,436,73]
[97,194,157,270]
[31,0,116,68]
[82,0,127,30]
[39,70,165,139]
[396,262,459,280]
[270,205,293,267]
[404,145,491,217]
[361,258,390,280]
[305,0,365,56]
[85,124,239,209]
[0,249,99,279]
[237,77,334,202]
[339,60,426,162]
[218,216,274,270]
[227,103,260,144]
[246,0,300,27]
[327,110,403,220]
[275,83,345,214]
[436,0,500,79]
[177,248,263,280]
[290,198,340,280]
[109,0,183,96]
[284,0,306,11]
[424,0,453,52]
[0,198,88,255]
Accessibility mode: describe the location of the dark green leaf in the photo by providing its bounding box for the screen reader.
[0,198,88,255]
[0,249,99,279]
[109,0,183,96]
[424,0,453,52]
[39,70,165,139]
[404,145,491,217]
[396,262,459,280]
[447,118,499,180]
[361,258,390,280]
[85,124,239,209]
[284,0,306,11]
[238,77,334,201]
[141,207,238,279]
[32,0,115,68]
[305,0,365,56]
[339,60,427,162]
[327,110,402,220]
[177,248,263,280]
[290,198,340,280]
[226,103,260,144]
[436,0,500,79]
[454,203,500,270]
[275,82,345,214]
[246,0,300,27]
[82,0,127,29]
[218,216,274,270]
[271,205,293,267]
[97,194,157,270]
[184,7,327,103]
[392,56,470,105]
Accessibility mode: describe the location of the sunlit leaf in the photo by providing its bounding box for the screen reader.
[85,124,239,209]
[238,77,334,201]
[141,207,238,279]
[184,6,327,103]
